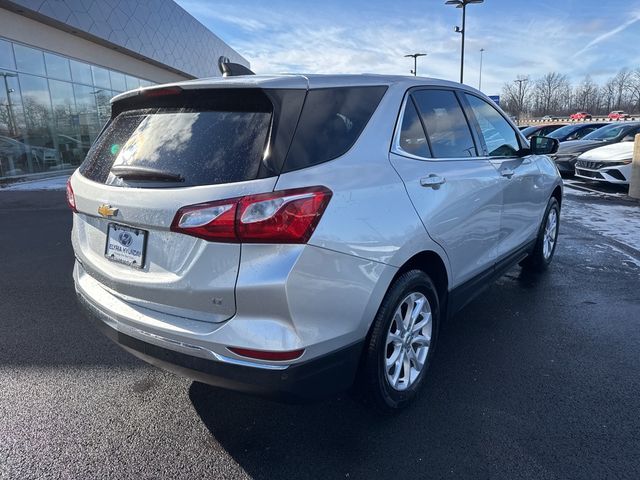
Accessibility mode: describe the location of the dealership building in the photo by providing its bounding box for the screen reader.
[0,0,248,180]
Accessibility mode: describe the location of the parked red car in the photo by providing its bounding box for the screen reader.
[608,110,629,120]
[570,112,592,120]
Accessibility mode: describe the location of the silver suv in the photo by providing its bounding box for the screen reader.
[69,74,562,410]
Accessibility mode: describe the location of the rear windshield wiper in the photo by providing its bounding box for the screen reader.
[110,165,184,182]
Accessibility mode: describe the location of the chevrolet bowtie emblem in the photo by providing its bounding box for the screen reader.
[98,204,118,217]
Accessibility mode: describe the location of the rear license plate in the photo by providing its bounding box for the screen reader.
[105,223,147,269]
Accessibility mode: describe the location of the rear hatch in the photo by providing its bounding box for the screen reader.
[71,85,306,323]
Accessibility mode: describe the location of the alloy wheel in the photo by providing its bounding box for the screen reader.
[384,292,432,391]
[543,208,558,260]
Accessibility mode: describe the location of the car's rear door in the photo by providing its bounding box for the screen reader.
[389,87,502,287]
[461,93,545,260]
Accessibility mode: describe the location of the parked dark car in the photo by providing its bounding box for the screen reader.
[551,122,640,175]
[520,124,566,139]
[546,123,608,142]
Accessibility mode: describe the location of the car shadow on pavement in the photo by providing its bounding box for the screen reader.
[188,266,559,480]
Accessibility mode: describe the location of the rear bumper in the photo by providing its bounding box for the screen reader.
[77,291,364,402]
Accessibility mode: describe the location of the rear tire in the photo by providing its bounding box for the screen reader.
[521,197,560,272]
[359,270,440,412]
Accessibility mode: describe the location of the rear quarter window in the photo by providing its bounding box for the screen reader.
[282,86,387,172]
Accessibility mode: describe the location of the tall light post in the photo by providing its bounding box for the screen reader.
[1,71,18,136]
[479,48,485,91]
[514,77,529,122]
[404,53,427,76]
[445,0,484,84]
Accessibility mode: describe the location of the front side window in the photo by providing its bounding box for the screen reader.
[465,94,520,157]
[412,89,476,158]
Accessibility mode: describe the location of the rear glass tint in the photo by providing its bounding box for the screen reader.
[80,109,271,187]
[283,86,387,172]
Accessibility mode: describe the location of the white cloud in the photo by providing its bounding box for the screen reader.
[572,13,640,58]
[176,1,640,94]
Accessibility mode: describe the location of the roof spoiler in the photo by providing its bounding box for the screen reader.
[218,56,255,77]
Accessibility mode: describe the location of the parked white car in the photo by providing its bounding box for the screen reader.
[575,142,634,185]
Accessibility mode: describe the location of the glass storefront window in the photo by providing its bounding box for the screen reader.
[14,74,55,174]
[44,53,71,81]
[73,83,101,149]
[70,59,93,85]
[0,39,15,70]
[110,71,126,92]
[125,75,140,90]
[94,90,112,126]
[92,65,111,89]
[0,38,159,179]
[13,44,46,76]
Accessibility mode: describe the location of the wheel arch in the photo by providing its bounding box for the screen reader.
[393,250,449,307]
[551,184,562,207]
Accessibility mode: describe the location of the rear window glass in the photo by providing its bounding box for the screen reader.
[80,107,272,187]
[283,86,387,172]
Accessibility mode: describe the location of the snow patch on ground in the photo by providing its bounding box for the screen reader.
[1,175,69,191]
[562,193,640,252]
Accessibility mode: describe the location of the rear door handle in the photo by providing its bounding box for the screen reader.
[420,174,446,189]
[500,167,515,178]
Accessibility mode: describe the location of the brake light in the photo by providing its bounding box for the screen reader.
[227,346,305,361]
[66,178,77,212]
[170,186,332,243]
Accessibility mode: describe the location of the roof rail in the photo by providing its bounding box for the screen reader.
[218,56,255,77]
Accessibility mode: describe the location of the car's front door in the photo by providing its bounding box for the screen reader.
[389,88,502,288]
[462,93,545,260]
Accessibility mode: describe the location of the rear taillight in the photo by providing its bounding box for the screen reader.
[66,178,77,212]
[170,186,332,244]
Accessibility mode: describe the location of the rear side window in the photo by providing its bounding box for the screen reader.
[283,86,387,172]
[412,90,477,158]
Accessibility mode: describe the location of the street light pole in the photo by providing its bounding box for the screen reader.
[404,53,427,76]
[514,77,528,122]
[479,48,485,91]
[445,0,484,84]
[1,72,18,136]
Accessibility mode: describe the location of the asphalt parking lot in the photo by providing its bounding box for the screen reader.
[1,187,639,479]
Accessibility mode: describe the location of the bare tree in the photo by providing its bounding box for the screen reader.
[600,78,617,114]
[500,75,531,118]
[612,68,633,110]
[531,72,571,116]
[574,75,599,113]
[627,68,640,114]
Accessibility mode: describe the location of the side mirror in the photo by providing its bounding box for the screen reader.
[530,135,559,155]
[622,135,635,142]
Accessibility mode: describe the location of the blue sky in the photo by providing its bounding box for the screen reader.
[175,0,640,94]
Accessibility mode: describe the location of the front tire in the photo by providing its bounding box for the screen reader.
[521,197,560,272]
[360,270,440,412]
